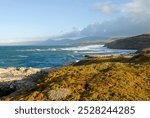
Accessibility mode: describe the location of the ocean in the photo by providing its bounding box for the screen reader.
[0,45,136,68]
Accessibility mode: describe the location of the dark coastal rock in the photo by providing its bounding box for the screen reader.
[0,87,16,97]
[0,67,52,98]
[105,34,150,51]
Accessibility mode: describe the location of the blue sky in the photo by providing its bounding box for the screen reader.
[0,0,150,43]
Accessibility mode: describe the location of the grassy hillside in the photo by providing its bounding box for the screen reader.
[2,49,150,101]
[105,34,150,51]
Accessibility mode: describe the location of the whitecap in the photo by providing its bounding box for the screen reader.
[74,51,78,53]
[17,48,58,52]
[18,55,28,58]
[61,45,104,51]
[75,60,79,62]
[75,51,105,54]
[74,49,136,54]
[16,49,41,52]
[47,48,57,51]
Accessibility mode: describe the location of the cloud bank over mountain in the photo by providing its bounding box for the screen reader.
[56,0,150,39]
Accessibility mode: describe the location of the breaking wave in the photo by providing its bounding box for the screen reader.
[17,48,58,52]
[61,45,104,51]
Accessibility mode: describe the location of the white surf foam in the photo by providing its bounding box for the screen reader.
[18,55,28,58]
[61,45,104,51]
[17,48,58,52]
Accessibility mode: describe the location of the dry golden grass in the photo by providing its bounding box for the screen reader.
[2,50,150,101]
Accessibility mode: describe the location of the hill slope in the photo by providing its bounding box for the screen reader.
[105,34,150,51]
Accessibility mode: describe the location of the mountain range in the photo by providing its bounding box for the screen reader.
[0,36,112,46]
[36,36,111,46]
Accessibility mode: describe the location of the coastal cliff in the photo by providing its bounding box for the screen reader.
[1,48,150,101]
[105,34,150,51]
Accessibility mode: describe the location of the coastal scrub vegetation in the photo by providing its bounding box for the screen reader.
[1,49,150,101]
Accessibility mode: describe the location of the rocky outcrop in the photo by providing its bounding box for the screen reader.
[0,67,52,98]
[105,34,150,51]
[129,48,150,62]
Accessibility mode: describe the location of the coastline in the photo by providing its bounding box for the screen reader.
[0,48,150,100]
[0,67,55,98]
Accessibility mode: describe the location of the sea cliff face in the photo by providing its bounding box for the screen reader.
[105,34,150,51]
[1,48,150,101]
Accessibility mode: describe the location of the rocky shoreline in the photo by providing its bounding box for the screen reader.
[0,53,139,98]
[0,67,52,98]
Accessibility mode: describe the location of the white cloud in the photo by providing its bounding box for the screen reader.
[122,0,150,14]
[93,2,111,13]
[41,0,150,40]
[79,0,150,37]
[57,0,150,38]
[101,5,110,13]
[93,1,112,14]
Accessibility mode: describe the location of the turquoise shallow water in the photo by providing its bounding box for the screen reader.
[0,45,136,68]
